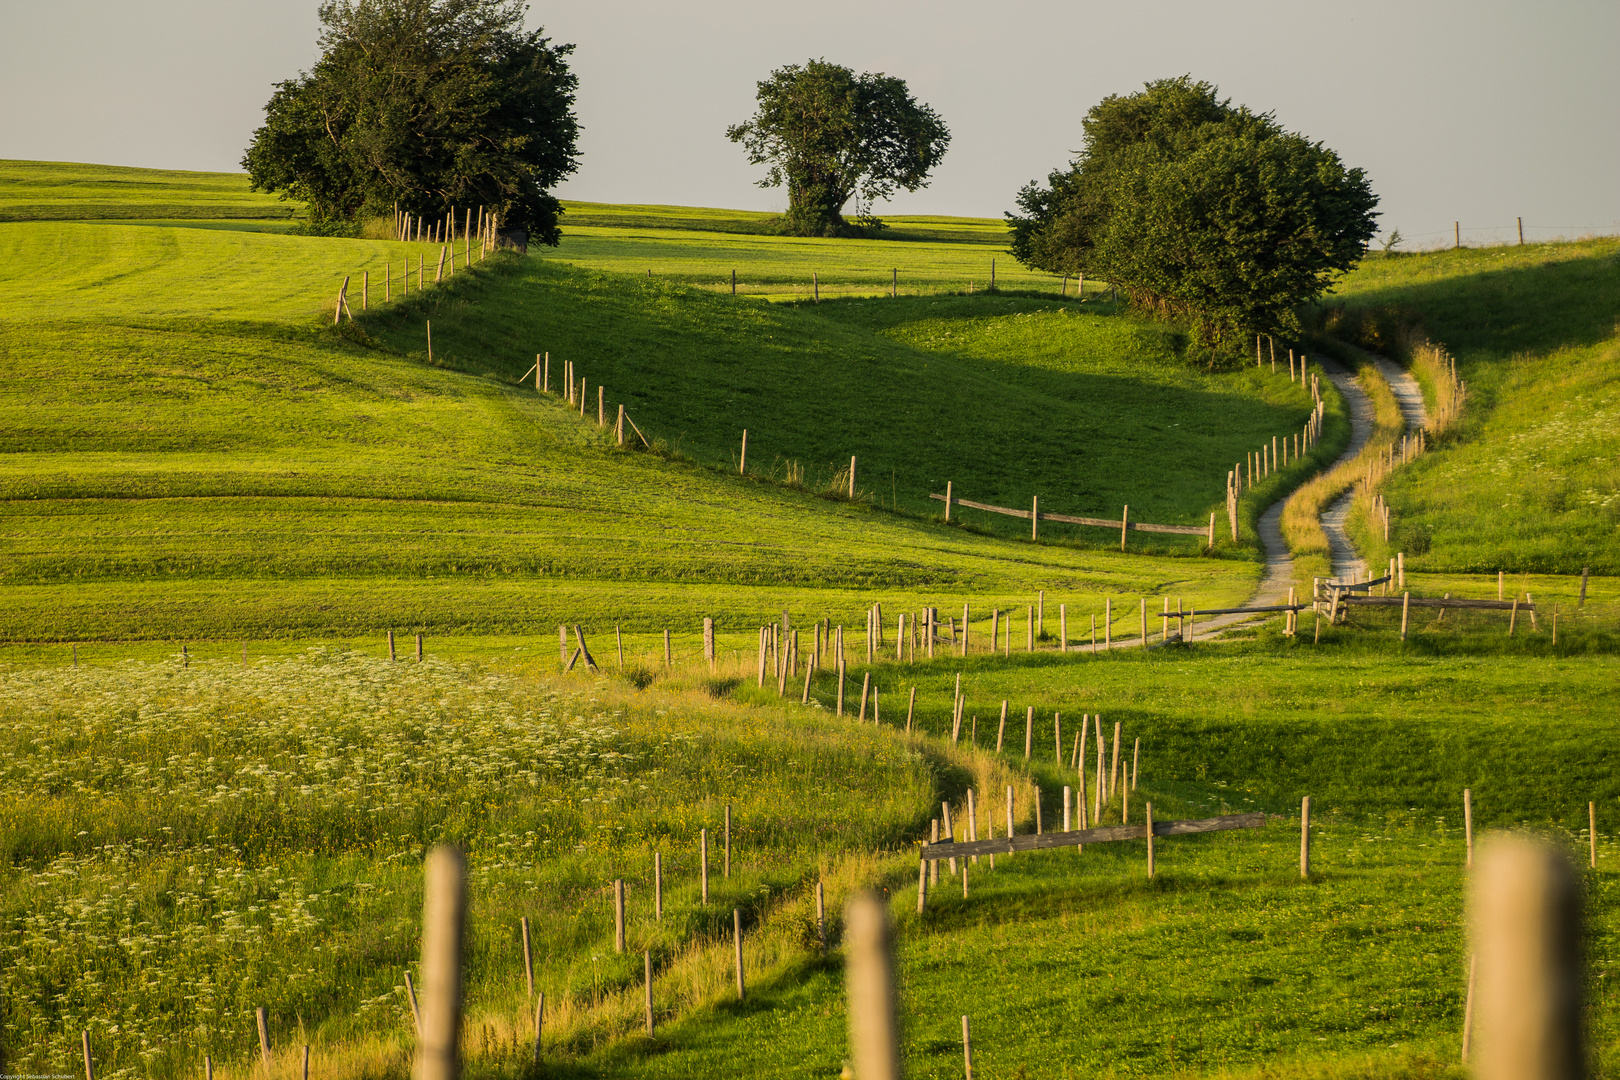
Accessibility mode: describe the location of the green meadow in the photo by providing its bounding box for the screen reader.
[1317,238,1620,575]
[1,161,1615,1080]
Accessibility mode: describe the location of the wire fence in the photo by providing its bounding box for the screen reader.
[1384,219,1620,252]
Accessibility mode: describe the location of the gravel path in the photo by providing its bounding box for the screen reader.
[1320,355,1428,583]
[1081,352,1424,649]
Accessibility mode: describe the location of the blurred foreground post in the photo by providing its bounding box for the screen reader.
[846,892,901,1080]
[1470,834,1583,1080]
[415,847,466,1080]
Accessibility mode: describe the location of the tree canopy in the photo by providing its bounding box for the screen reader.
[1006,77,1378,345]
[727,60,950,237]
[243,0,579,243]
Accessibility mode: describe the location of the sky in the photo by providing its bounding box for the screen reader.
[4,0,1616,247]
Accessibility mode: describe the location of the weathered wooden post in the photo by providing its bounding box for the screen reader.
[644,951,655,1035]
[614,879,626,952]
[414,846,466,1080]
[1146,802,1155,877]
[1300,796,1311,877]
[521,916,534,999]
[1465,789,1474,867]
[845,892,901,1080]
[733,908,746,1000]
[1470,834,1583,1080]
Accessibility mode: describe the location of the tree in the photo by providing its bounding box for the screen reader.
[1007,77,1377,346]
[243,0,580,243]
[727,60,950,237]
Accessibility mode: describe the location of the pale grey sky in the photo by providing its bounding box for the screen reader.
[4,0,1615,246]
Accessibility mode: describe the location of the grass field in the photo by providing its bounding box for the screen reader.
[9,639,1617,1079]
[4,159,1617,1080]
[1317,239,1620,575]
[0,161,1340,644]
[0,160,298,224]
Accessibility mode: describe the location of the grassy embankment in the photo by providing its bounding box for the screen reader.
[1319,239,1620,577]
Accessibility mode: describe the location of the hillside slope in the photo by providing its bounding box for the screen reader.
[1321,239,1620,573]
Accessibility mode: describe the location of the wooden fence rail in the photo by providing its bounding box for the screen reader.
[1342,596,1534,612]
[930,491,1214,547]
[922,811,1265,859]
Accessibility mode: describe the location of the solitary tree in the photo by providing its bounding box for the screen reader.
[1007,77,1377,346]
[727,60,950,237]
[243,0,580,243]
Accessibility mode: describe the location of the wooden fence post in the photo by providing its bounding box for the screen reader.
[1470,835,1583,1080]
[739,429,747,474]
[257,1007,271,1073]
[521,916,534,999]
[816,880,827,956]
[1146,802,1155,877]
[614,879,625,952]
[415,846,466,1080]
[962,1016,975,1080]
[531,992,544,1064]
[1300,796,1311,877]
[1591,802,1598,869]
[1120,505,1129,550]
[700,829,708,904]
[944,480,953,523]
[1465,789,1474,867]
[733,908,746,1000]
[644,951,655,1035]
[846,892,902,1080]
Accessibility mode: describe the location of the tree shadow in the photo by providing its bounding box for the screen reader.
[1315,242,1620,362]
[358,259,1312,545]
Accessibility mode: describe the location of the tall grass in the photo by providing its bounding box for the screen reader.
[0,650,963,1079]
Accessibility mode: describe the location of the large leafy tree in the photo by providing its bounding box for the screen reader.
[243,0,579,243]
[1007,77,1377,345]
[727,60,950,237]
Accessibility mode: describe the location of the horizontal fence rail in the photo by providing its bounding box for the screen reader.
[929,491,1213,543]
[1320,575,1392,594]
[1342,596,1534,612]
[922,811,1266,859]
[1164,604,1307,618]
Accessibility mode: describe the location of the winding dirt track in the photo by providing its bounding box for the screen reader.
[1185,351,1426,643]
[1077,351,1426,649]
